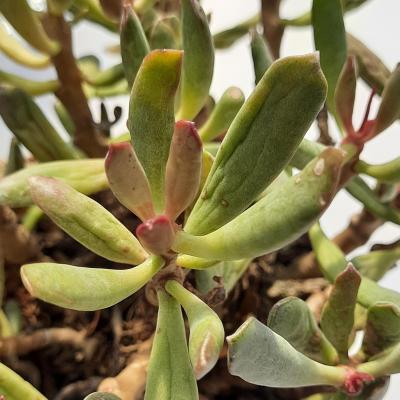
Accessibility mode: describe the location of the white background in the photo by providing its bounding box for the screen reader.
[0,0,399,397]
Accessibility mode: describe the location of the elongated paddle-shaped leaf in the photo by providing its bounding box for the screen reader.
[0,0,59,55]
[320,265,361,357]
[250,30,273,85]
[0,361,47,400]
[351,246,400,281]
[227,317,346,388]
[0,159,108,207]
[165,121,203,220]
[0,23,49,68]
[312,0,347,110]
[105,142,155,221]
[268,297,338,365]
[309,224,400,309]
[175,148,344,260]
[29,177,147,264]
[165,280,224,379]
[0,88,79,162]
[21,256,164,311]
[363,302,400,356]
[356,157,400,184]
[198,87,245,142]
[176,0,214,120]
[120,5,150,87]
[145,290,198,400]
[128,50,182,212]
[185,54,327,235]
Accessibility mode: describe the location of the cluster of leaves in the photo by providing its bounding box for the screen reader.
[0,0,399,399]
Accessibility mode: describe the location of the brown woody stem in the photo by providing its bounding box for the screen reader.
[260,0,284,59]
[43,14,107,157]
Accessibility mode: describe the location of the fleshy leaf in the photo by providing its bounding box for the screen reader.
[227,317,346,388]
[358,341,400,379]
[120,4,150,87]
[105,141,155,222]
[176,0,214,120]
[165,121,203,220]
[335,56,357,132]
[0,88,79,162]
[0,159,108,208]
[0,0,59,55]
[144,290,198,400]
[320,265,361,358]
[373,64,400,135]
[312,0,347,111]
[351,246,400,281]
[0,22,50,68]
[5,138,24,176]
[363,302,400,356]
[199,87,245,142]
[29,177,147,265]
[250,30,273,85]
[356,157,400,184]
[21,256,164,311]
[185,53,327,235]
[346,176,400,225]
[347,33,390,95]
[165,280,224,379]
[174,148,344,260]
[195,259,251,295]
[268,297,338,365]
[0,361,47,399]
[128,49,183,212]
[309,224,400,309]
[136,215,175,256]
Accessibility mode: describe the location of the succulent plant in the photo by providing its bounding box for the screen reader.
[0,0,399,399]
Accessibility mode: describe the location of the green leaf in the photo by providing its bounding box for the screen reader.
[177,255,217,270]
[145,290,198,400]
[309,224,400,309]
[86,63,124,87]
[356,157,400,184]
[312,0,347,111]
[373,64,400,135]
[105,141,155,222]
[185,54,327,235]
[29,176,147,264]
[0,22,50,69]
[268,297,338,365]
[5,138,24,176]
[320,265,361,358]
[351,246,400,281]
[0,159,108,208]
[250,30,273,85]
[165,280,224,379]
[213,14,260,49]
[347,33,390,95]
[176,0,214,120]
[358,341,400,378]
[175,147,344,260]
[149,16,179,50]
[346,176,400,225]
[21,256,164,311]
[128,49,183,212]
[363,302,400,356]
[198,87,245,143]
[0,88,79,162]
[195,259,251,295]
[335,56,357,132]
[120,5,150,87]
[0,0,59,55]
[227,317,346,388]
[0,361,47,399]
[165,121,203,221]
